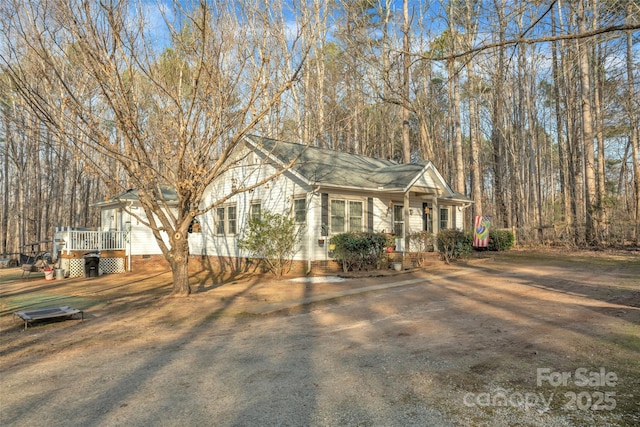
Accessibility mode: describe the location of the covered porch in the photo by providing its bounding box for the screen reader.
[387,184,470,253]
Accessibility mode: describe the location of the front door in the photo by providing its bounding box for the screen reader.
[422,202,433,233]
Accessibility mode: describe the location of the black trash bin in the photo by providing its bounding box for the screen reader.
[84,252,100,278]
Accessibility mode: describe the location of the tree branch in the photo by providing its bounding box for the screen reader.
[417,23,640,62]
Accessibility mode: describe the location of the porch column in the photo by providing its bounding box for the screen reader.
[403,191,410,254]
[306,192,316,273]
[65,227,71,255]
[432,196,439,236]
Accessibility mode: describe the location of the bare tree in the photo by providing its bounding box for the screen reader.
[2,0,638,266]
[1,0,310,295]
[401,0,411,163]
[625,1,640,243]
[575,0,599,244]
[550,4,570,235]
[447,1,465,194]
[490,0,509,228]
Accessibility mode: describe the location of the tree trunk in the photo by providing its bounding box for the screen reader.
[491,0,508,227]
[520,40,542,241]
[170,261,191,296]
[169,235,191,296]
[468,71,482,217]
[445,1,465,193]
[313,0,326,146]
[449,60,465,194]
[593,45,607,239]
[1,105,10,257]
[576,0,598,244]
[558,0,582,243]
[401,0,411,163]
[626,6,640,243]
[551,8,569,226]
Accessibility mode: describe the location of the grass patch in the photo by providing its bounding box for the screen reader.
[2,293,99,313]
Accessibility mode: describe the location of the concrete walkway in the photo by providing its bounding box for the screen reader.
[248,268,476,315]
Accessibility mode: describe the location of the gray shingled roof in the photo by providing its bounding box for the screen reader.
[116,187,177,201]
[96,136,471,207]
[93,186,178,207]
[247,135,428,190]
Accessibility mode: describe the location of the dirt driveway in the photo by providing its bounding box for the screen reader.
[1,249,639,426]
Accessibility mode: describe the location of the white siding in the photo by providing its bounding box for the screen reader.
[372,197,393,234]
[297,191,324,263]
[127,207,168,255]
[101,207,118,231]
[412,172,437,189]
[407,203,425,234]
[192,151,311,260]
[99,205,169,255]
[454,206,464,230]
[130,224,164,255]
[101,145,469,262]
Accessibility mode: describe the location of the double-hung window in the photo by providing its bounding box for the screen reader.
[293,197,306,223]
[250,202,261,221]
[216,205,237,235]
[439,208,449,230]
[215,208,225,235]
[227,206,237,234]
[349,201,363,231]
[330,200,345,233]
[330,199,364,233]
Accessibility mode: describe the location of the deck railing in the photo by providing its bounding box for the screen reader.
[54,227,128,254]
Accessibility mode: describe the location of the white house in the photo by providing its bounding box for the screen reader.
[56,135,472,275]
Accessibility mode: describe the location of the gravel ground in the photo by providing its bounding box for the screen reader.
[0,250,638,426]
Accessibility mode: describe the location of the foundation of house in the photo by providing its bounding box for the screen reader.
[125,251,441,277]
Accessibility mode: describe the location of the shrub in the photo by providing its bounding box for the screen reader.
[437,229,472,264]
[238,211,304,277]
[406,231,435,267]
[407,231,435,252]
[330,232,388,272]
[488,229,515,251]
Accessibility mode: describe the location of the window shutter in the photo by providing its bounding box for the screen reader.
[367,197,374,232]
[452,207,457,230]
[321,193,329,235]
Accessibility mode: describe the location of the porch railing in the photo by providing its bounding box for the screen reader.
[54,227,128,254]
